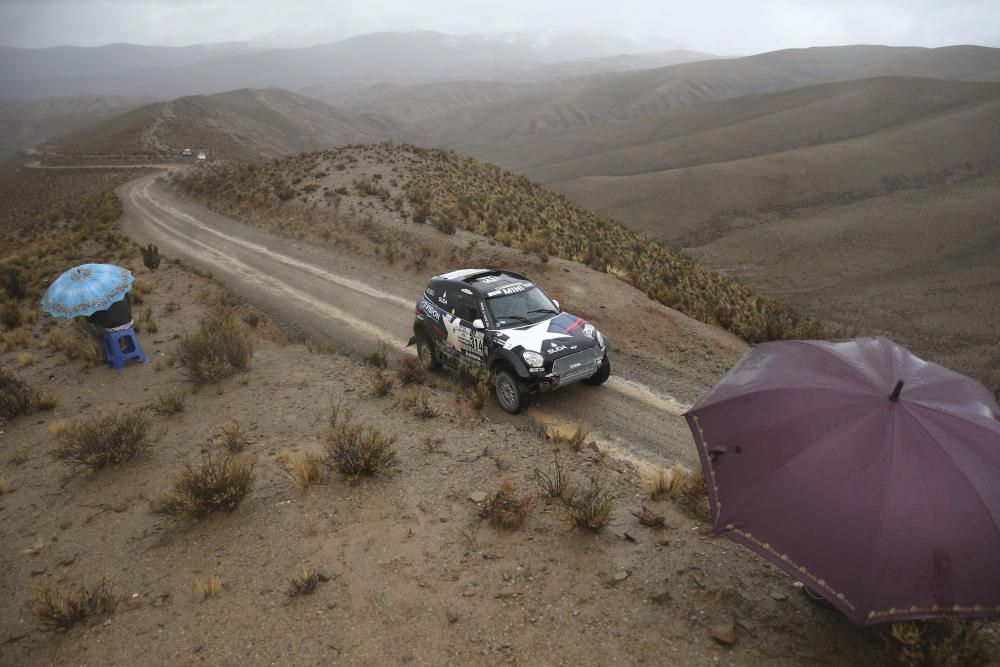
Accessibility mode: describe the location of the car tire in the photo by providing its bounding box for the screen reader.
[583,354,611,386]
[494,368,529,414]
[416,334,441,371]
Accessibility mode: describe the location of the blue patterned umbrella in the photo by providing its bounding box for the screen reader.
[41,263,134,319]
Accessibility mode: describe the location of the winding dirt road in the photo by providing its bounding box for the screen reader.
[117,171,708,468]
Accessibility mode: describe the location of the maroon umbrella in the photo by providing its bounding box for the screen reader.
[685,337,1000,626]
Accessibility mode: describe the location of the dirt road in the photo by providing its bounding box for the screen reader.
[117,172,715,468]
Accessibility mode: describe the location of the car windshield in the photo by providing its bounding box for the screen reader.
[486,287,558,327]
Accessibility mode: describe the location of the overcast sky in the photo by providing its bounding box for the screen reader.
[1,0,998,53]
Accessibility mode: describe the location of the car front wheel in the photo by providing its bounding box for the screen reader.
[494,369,529,414]
[583,354,611,386]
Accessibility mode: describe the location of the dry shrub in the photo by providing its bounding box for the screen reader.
[0,477,5,494]
[413,389,439,418]
[456,363,493,411]
[883,620,989,667]
[534,453,575,501]
[0,300,21,330]
[396,355,426,385]
[367,369,394,397]
[1,367,36,420]
[134,306,157,334]
[217,419,248,453]
[129,278,153,304]
[323,416,396,478]
[641,463,705,501]
[364,338,390,368]
[152,387,187,414]
[278,450,326,490]
[287,569,320,597]
[18,351,34,367]
[562,478,613,531]
[34,576,117,629]
[175,310,254,383]
[156,453,255,518]
[195,576,221,600]
[547,422,589,450]
[480,479,536,529]
[140,243,161,270]
[46,323,102,364]
[52,409,150,472]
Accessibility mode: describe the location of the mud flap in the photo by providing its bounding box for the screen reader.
[407,335,417,347]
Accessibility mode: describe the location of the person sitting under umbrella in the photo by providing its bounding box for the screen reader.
[84,296,133,335]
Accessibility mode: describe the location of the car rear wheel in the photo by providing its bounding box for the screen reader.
[583,354,611,386]
[495,369,529,414]
[416,335,441,371]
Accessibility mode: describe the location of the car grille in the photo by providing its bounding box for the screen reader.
[551,347,604,385]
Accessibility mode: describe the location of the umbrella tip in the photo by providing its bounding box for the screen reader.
[889,380,904,402]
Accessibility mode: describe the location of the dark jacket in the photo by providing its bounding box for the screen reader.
[86,298,132,329]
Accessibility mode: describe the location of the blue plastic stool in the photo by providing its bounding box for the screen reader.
[104,327,147,371]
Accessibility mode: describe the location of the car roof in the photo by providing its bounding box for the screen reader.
[430,269,533,297]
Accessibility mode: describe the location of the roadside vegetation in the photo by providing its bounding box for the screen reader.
[173,144,827,343]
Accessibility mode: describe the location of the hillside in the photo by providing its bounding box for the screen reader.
[49,88,412,161]
[0,95,150,157]
[398,45,926,147]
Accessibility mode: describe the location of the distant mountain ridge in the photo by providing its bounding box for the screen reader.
[50,88,413,160]
[0,31,709,101]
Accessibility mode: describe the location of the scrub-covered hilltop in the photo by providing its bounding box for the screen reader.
[174,142,828,344]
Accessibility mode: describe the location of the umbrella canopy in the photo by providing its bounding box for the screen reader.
[685,337,1000,626]
[41,263,133,319]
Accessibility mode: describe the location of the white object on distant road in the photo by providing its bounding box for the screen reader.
[181,148,193,156]
[196,152,207,161]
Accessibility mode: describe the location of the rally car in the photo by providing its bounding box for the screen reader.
[409,269,611,414]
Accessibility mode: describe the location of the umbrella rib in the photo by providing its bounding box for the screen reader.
[858,407,899,619]
[790,340,886,391]
[904,401,1000,438]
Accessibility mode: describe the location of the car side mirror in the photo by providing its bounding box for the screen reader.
[552,300,560,312]
[472,319,485,330]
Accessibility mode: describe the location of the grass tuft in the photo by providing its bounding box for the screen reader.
[195,576,221,600]
[278,450,326,490]
[287,569,320,597]
[561,478,613,532]
[152,387,187,414]
[34,576,117,629]
[480,479,536,529]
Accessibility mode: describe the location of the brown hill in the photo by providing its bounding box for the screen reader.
[489,77,1000,180]
[51,88,412,160]
[552,89,1000,245]
[0,95,150,157]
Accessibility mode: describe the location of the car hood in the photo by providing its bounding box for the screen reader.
[494,312,601,359]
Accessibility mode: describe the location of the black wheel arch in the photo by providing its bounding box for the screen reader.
[490,348,533,380]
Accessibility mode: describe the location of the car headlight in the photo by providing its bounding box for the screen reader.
[522,351,545,368]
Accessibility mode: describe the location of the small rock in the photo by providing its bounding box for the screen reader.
[59,521,73,530]
[30,568,46,577]
[770,590,788,601]
[446,611,459,624]
[469,491,487,503]
[613,570,629,583]
[709,623,736,645]
[316,570,332,582]
[736,618,756,633]
[650,591,672,606]
[623,532,637,543]
[103,619,112,627]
